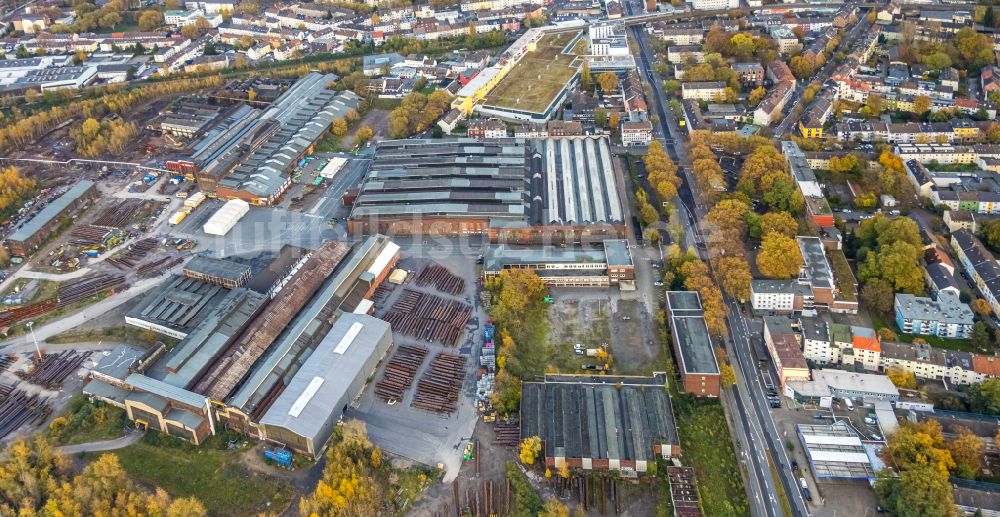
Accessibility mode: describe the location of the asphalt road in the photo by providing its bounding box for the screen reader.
[625,2,813,514]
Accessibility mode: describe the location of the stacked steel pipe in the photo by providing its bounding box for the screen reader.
[415,264,466,296]
[374,344,429,403]
[413,352,466,414]
[383,290,471,346]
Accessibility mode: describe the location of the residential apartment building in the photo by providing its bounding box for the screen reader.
[621,120,653,146]
[681,81,727,101]
[952,229,1000,318]
[750,279,812,313]
[763,317,811,388]
[880,342,983,386]
[894,292,974,339]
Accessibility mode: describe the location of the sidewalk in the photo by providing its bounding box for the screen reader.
[56,432,142,455]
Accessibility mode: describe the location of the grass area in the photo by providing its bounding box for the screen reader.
[45,325,179,348]
[671,394,751,516]
[0,278,57,303]
[47,394,127,445]
[104,432,295,517]
[828,250,857,302]
[483,31,582,114]
[768,453,792,517]
[870,313,979,352]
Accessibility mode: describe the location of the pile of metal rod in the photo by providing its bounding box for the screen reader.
[493,420,520,446]
[137,256,183,277]
[462,479,511,517]
[0,389,50,439]
[375,344,428,403]
[0,298,57,327]
[69,225,114,245]
[0,355,16,375]
[383,289,471,346]
[372,283,393,306]
[18,350,89,389]
[92,199,143,228]
[58,273,125,306]
[106,238,159,269]
[415,264,465,296]
[413,352,466,414]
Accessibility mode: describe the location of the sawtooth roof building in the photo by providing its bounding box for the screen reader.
[348,137,627,244]
[520,374,678,474]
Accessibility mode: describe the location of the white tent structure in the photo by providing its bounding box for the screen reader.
[203,199,250,236]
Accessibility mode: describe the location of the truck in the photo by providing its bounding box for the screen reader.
[168,211,187,225]
[844,397,855,411]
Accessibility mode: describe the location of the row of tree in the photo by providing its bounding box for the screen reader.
[387,90,453,139]
[854,213,926,315]
[0,437,205,516]
[0,167,37,218]
[876,420,982,515]
[0,76,223,154]
[71,118,138,158]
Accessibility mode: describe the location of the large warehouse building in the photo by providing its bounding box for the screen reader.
[187,73,361,205]
[520,374,678,474]
[483,239,634,287]
[348,137,626,244]
[7,180,97,257]
[85,235,401,457]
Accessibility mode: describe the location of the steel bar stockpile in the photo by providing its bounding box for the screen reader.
[107,238,159,269]
[0,387,50,439]
[413,352,466,414]
[137,256,183,277]
[415,264,466,296]
[0,355,16,375]
[70,224,114,245]
[58,273,125,306]
[383,289,471,346]
[18,350,89,389]
[375,344,428,403]
[0,298,57,327]
[92,199,144,228]
[492,420,520,446]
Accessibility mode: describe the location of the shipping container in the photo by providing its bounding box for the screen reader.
[168,211,188,225]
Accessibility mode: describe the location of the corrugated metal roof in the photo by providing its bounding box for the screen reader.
[10,180,94,243]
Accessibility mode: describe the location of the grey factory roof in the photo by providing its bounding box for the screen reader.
[894,292,973,325]
[82,378,130,405]
[183,256,252,285]
[483,244,608,272]
[603,240,631,267]
[798,421,876,479]
[230,236,385,411]
[91,345,146,382]
[164,408,205,429]
[245,245,311,295]
[258,314,391,442]
[9,180,94,243]
[666,291,720,375]
[125,373,207,409]
[215,73,360,198]
[520,379,677,464]
[126,275,231,337]
[751,279,813,296]
[797,236,834,290]
[157,288,266,389]
[351,137,625,226]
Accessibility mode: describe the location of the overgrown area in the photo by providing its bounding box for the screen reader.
[46,394,127,445]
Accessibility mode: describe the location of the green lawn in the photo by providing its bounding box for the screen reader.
[46,325,178,348]
[671,394,751,517]
[483,31,582,114]
[104,434,295,517]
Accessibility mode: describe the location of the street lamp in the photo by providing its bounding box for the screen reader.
[25,321,41,360]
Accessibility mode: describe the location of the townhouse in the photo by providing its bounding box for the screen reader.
[952,229,1000,318]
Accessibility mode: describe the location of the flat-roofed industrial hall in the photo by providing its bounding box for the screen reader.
[348,137,626,243]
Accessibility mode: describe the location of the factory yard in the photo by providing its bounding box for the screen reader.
[483,31,584,114]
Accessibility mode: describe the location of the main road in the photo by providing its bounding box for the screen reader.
[625,1,811,515]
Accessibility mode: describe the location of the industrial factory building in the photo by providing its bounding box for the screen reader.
[482,240,634,287]
[348,137,627,244]
[7,180,98,257]
[666,291,721,397]
[520,375,678,474]
[85,235,401,456]
[186,73,361,205]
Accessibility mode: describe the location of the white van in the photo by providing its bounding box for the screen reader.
[844,398,854,411]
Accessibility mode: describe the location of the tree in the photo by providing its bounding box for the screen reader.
[715,255,752,301]
[973,298,993,317]
[331,119,349,137]
[861,278,894,315]
[756,233,803,279]
[948,426,982,478]
[520,436,542,465]
[596,71,619,93]
[876,462,957,517]
[356,125,374,144]
[980,219,1000,252]
[887,366,917,389]
[913,95,932,116]
[968,378,1000,415]
[540,499,570,517]
[138,9,164,30]
[923,52,952,71]
[594,107,608,128]
[759,211,798,238]
[986,6,997,28]
[580,60,593,92]
[974,321,992,350]
[608,113,620,132]
[706,198,750,237]
[748,86,767,106]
